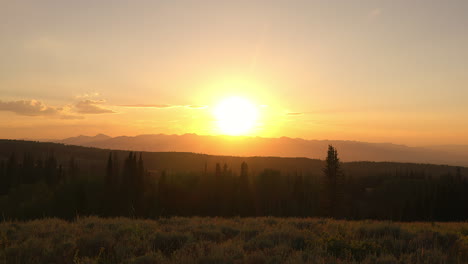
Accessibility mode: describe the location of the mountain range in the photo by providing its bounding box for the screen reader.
[50,134,468,167]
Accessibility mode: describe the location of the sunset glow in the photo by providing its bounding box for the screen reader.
[1,2,468,260]
[213,97,259,136]
[0,1,468,146]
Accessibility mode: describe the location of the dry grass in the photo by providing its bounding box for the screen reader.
[0,217,467,264]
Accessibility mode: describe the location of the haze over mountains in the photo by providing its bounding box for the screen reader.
[50,134,468,167]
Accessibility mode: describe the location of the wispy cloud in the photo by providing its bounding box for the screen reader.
[60,115,85,120]
[185,105,208,109]
[0,99,58,116]
[120,104,208,109]
[0,99,83,119]
[285,112,304,116]
[75,100,115,114]
[119,104,175,108]
[74,92,101,99]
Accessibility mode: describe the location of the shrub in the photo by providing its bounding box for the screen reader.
[362,254,398,264]
[348,240,380,261]
[192,229,224,242]
[325,237,349,259]
[244,230,307,252]
[357,223,410,240]
[128,252,167,264]
[240,228,260,241]
[1,217,467,264]
[220,226,240,239]
[245,251,267,264]
[198,255,234,264]
[76,231,114,258]
[151,232,189,256]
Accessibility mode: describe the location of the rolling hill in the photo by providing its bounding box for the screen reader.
[0,139,465,179]
[53,134,468,167]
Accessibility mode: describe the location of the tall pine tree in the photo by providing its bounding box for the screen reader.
[323,145,344,218]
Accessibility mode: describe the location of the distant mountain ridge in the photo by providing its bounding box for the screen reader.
[53,134,468,166]
[57,134,112,146]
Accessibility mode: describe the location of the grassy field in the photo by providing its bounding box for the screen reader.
[0,217,467,264]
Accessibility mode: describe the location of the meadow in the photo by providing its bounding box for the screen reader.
[1,216,467,264]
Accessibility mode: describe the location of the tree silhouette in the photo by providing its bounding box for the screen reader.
[6,152,17,189]
[68,156,78,182]
[323,145,344,217]
[138,153,144,188]
[21,153,35,184]
[135,153,146,216]
[237,161,253,216]
[0,160,8,194]
[105,153,114,186]
[44,152,59,185]
[292,171,306,216]
[120,152,138,216]
[0,142,466,221]
[157,170,169,216]
[215,163,221,178]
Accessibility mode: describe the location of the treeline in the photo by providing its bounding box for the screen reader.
[0,147,467,221]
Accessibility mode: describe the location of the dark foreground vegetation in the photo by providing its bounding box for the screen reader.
[0,140,467,221]
[0,140,467,263]
[1,217,467,264]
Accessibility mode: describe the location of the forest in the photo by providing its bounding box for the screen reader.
[0,140,467,221]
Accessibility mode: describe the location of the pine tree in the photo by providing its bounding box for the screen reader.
[22,153,35,184]
[292,171,305,216]
[136,153,145,216]
[105,153,114,186]
[215,163,221,178]
[137,153,144,189]
[0,160,7,195]
[68,156,78,182]
[238,161,253,216]
[158,170,168,216]
[6,152,17,188]
[323,145,343,217]
[120,152,137,216]
[45,152,58,185]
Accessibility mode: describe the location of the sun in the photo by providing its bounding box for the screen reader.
[213,96,259,136]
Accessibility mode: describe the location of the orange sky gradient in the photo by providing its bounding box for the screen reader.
[1,1,468,146]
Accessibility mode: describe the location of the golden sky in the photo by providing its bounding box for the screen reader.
[1,0,468,146]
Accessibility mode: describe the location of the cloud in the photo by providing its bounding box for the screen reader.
[285,112,304,116]
[75,100,115,114]
[0,99,59,116]
[119,104,175,108]
[368,8,382,19]
[60,114,85,120]
[0,99,84,119]
[74,92,101,99]
[185,105,208,109]
[119,104,208,109]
